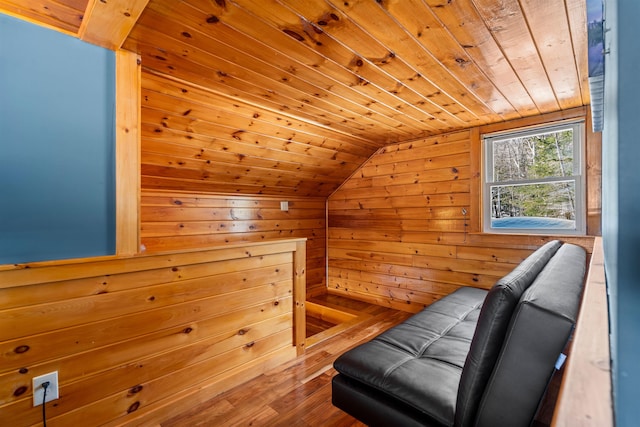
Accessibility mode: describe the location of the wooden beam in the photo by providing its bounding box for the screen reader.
[78,0,149,50]
[469,126,482,233]
[115,49,141,255]
[585,105,602,236]
[294,239,307,355]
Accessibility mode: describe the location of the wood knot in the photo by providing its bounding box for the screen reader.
[13,386,28,397]
[183,327,193,334]
[206,15,220,24]
[238,329,248,335]
[129,385,144,394]
[283,29,305,41]
[127,402,140,413]
[19,367,29,374]
[147,296,156,302]
[273,301,279,306]
[244,341,255,348]
[14,345,30,354]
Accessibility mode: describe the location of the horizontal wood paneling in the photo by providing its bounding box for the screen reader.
[0,0,87,34]
[328,112,600,312]
[161,295,409,426]
[7,0,590,198]
[139,70,366,197]
[0,240,305,426]
[141,190,326,297]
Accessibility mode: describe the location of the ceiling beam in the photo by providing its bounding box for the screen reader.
[78,0,149,50]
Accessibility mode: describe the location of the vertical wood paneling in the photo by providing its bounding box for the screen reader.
[140,190,326,297]
[293,239,307,355]
[585,106,602,236]
[0,240,304,426]
[328,109,600,312]
[115,49,141,256]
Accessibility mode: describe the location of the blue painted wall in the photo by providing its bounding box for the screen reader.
[602,0,640,425]
[0,14,116,264]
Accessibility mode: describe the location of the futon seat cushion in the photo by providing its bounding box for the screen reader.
[332,240,586,427]
[333,286,487,426]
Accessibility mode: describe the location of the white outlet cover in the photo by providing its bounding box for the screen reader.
[33,371,59,407]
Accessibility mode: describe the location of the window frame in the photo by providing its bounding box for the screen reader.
[482,120,586,235]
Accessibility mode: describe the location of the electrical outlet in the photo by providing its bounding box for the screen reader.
[33,371,59,407]
[280,201,289,211]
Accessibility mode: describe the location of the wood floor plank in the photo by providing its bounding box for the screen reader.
[161,299,411,426]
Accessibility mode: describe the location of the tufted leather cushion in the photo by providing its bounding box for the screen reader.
[473,243,586,427]
[332,239,587,427]
[334,286,487,426]
[454,239,562,427]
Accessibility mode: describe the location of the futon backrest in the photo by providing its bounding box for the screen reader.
[454,240,563,427]
[473,243,586,427]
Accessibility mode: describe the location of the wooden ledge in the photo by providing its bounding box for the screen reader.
[0,238,306,289]
[552,237,613,426]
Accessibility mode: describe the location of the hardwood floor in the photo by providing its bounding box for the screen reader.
[161,295,411,427]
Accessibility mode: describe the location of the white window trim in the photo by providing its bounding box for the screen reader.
[482,121,586,235]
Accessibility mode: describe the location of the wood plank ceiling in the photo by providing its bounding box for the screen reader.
[1,0,589,197]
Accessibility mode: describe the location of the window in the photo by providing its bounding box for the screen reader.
[483,121,585,235]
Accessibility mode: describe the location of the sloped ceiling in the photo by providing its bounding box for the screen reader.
[1,0,589,197]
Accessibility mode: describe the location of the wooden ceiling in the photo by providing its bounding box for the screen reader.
[1,0,589,197]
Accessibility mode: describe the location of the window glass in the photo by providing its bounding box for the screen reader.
[483,122,584,234]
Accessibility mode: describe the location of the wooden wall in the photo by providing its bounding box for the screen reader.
[140,190,327,297]
[139,69,329,299]
[138,69,370,197]
[0,240,305,426]
[327,109,600,312]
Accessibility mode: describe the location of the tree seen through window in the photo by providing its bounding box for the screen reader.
[484,122,584,234]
